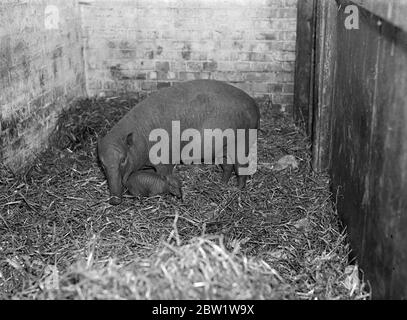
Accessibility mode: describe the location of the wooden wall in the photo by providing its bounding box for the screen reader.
[293,0,315,134]
[295,0,407,299]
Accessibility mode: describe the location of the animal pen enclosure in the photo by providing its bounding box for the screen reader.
[0,0,405,300]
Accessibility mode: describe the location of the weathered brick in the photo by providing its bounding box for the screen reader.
[247,52,267,62]
[190,52,208,61]
[212,72,244,82]
[273,51,296,62]
[255,32,279,40]
[117,80,138,92]
[252,82,269,93]
[157,82,171,89]
[203,61,218,72]
[199,73,211,80]
[282,62,295,72]
[171,61,186,71]
[244,72,277,82]
[136,60,156,70]
[282,31,297,41]
[157,71,169,80]
[230,30,245,40]
[283,83,294,93]
[278,8,297,18]
[179,72,199,81]
[81,0,296,106]
[235,62,251,71]
[251,62,284,72]
[141,81,157,91]
[186,62,203,72]
[0,0,85,171]
[285,0,298,7]
[269,83,283,92]
[136,73,147,80]
[275,72,294,82]
[156,61,170,73]
[148,71,158,80]
[284,42,297,51]
[253,19,274,30]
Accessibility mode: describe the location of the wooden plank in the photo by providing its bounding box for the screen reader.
[329,3,407,299]
[351,0,407,32]
[364,20,407,299]
[293,0,315,134]
[311,0,337,172]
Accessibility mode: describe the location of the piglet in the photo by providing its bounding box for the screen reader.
[125,171,182,199]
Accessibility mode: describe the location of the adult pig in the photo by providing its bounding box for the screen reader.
[98,80,260,205]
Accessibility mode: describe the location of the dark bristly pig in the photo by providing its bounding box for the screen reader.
[125,171,182,199]
[97,79,260,205]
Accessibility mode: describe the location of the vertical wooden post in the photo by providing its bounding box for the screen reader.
[293,0,316,135]
[311,0,338,172]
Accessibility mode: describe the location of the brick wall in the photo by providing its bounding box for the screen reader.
[81,0,297,111]
[0,0,86,170]
[0,0,297,171]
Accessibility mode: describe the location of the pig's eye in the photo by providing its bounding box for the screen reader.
[120,157,127,165]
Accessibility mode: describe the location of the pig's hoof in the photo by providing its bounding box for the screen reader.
[109,196,122,205]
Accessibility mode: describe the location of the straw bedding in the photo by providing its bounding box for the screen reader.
[0,94,370,299]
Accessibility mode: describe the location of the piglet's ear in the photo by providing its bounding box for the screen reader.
[126,132,134,146]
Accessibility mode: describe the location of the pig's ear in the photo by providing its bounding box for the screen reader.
[126,132,134,146]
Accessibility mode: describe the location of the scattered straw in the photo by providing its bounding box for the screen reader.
[0,95,370,300]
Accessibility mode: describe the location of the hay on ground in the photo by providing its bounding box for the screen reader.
[0,95,370,300]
